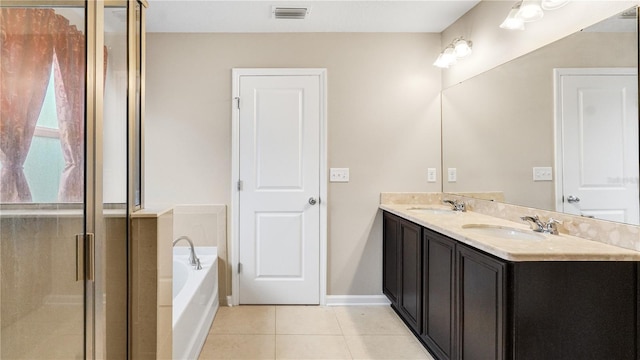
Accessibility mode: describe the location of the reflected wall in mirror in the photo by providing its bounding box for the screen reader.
[442,6,639,225]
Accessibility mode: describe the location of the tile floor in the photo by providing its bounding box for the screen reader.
[198,305,435,360]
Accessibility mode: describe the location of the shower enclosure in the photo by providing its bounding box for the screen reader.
[0,0,146,358]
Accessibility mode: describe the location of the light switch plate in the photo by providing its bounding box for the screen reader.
[447,168,457,182]
[427,168,437,183]
[330,168,349,182]
[533,167,553,181]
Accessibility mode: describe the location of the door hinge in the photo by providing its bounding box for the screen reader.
[238,263,242,274]
[235,97,240,109]
[237,180,243,191]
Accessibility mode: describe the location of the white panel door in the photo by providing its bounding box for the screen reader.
[558,69,639,224]
[239,75,321,304]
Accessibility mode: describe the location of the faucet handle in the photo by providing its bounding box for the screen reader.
[545,218,562,235]
[443,199,466,212]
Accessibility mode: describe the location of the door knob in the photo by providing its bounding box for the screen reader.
[566,195,580,204]
[308,197,317,205]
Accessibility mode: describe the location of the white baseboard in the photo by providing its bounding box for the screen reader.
[325,295,391,306]
[226,295,234,306]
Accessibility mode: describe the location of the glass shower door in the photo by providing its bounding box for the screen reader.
[0,4,88,359]
[101,3,129,359]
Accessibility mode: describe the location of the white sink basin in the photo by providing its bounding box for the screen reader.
[407,207,454,215]
[461,224,546,241]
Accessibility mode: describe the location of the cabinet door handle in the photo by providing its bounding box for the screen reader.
[308,197,317,205]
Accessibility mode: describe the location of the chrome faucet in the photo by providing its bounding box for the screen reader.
[443,199,466,212]
[520,215,562,235]
[173,236,202,270]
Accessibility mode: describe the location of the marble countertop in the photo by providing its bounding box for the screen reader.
[380,204,640,261]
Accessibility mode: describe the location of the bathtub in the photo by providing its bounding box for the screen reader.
[173,246,219,360]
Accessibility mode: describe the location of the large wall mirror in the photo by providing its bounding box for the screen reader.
[442,6,639,225]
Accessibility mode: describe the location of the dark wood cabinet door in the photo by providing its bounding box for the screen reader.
[422,230,456,360]
[399,219,423,334]
[382,212,401,306]
[382,212,400,305]
[456,245,505,360]
[512,261,638,360]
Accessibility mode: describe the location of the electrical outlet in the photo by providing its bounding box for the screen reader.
[427,168,437,183]
[533,167,553,181]
[447,168,457,182]
[330,168,349,182]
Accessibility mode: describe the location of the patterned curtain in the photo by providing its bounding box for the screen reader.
[0,9,57,202]
[53,16,85,202]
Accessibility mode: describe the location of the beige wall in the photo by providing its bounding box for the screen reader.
[441,0,636,88]
[145,33,443,296]
[442,30,636,210]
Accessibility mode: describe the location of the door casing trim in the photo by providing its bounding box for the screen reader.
[230,68,328,306]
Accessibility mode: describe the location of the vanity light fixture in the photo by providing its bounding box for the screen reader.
[501,0,571,30]
[433,38,472,68]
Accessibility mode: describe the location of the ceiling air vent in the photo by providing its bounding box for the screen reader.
[272,7,309,20]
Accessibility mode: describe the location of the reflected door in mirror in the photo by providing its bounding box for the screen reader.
[556,68,639,225]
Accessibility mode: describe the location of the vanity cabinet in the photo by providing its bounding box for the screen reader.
[382,211,639,360]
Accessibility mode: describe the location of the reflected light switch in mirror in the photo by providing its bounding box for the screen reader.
[447,168,457,182]
[330,168,349,182]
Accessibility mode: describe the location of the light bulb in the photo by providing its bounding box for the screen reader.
[454,38,473,58]
[433,53,450,68]
[441,46,457,66]
[500,4,525,30]
[541,0,569,10]
[517,0,544,22]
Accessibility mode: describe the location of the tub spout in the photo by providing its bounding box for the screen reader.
[173,236,202,270]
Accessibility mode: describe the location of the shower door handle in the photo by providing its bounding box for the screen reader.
[86,233,95,282]
[76,234,84,281]
[76,233,95,282]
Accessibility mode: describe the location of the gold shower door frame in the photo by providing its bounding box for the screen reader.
[88,2,149,359]
[0,0,146,359]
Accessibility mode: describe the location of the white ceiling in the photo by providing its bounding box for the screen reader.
[145,0,481,33]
